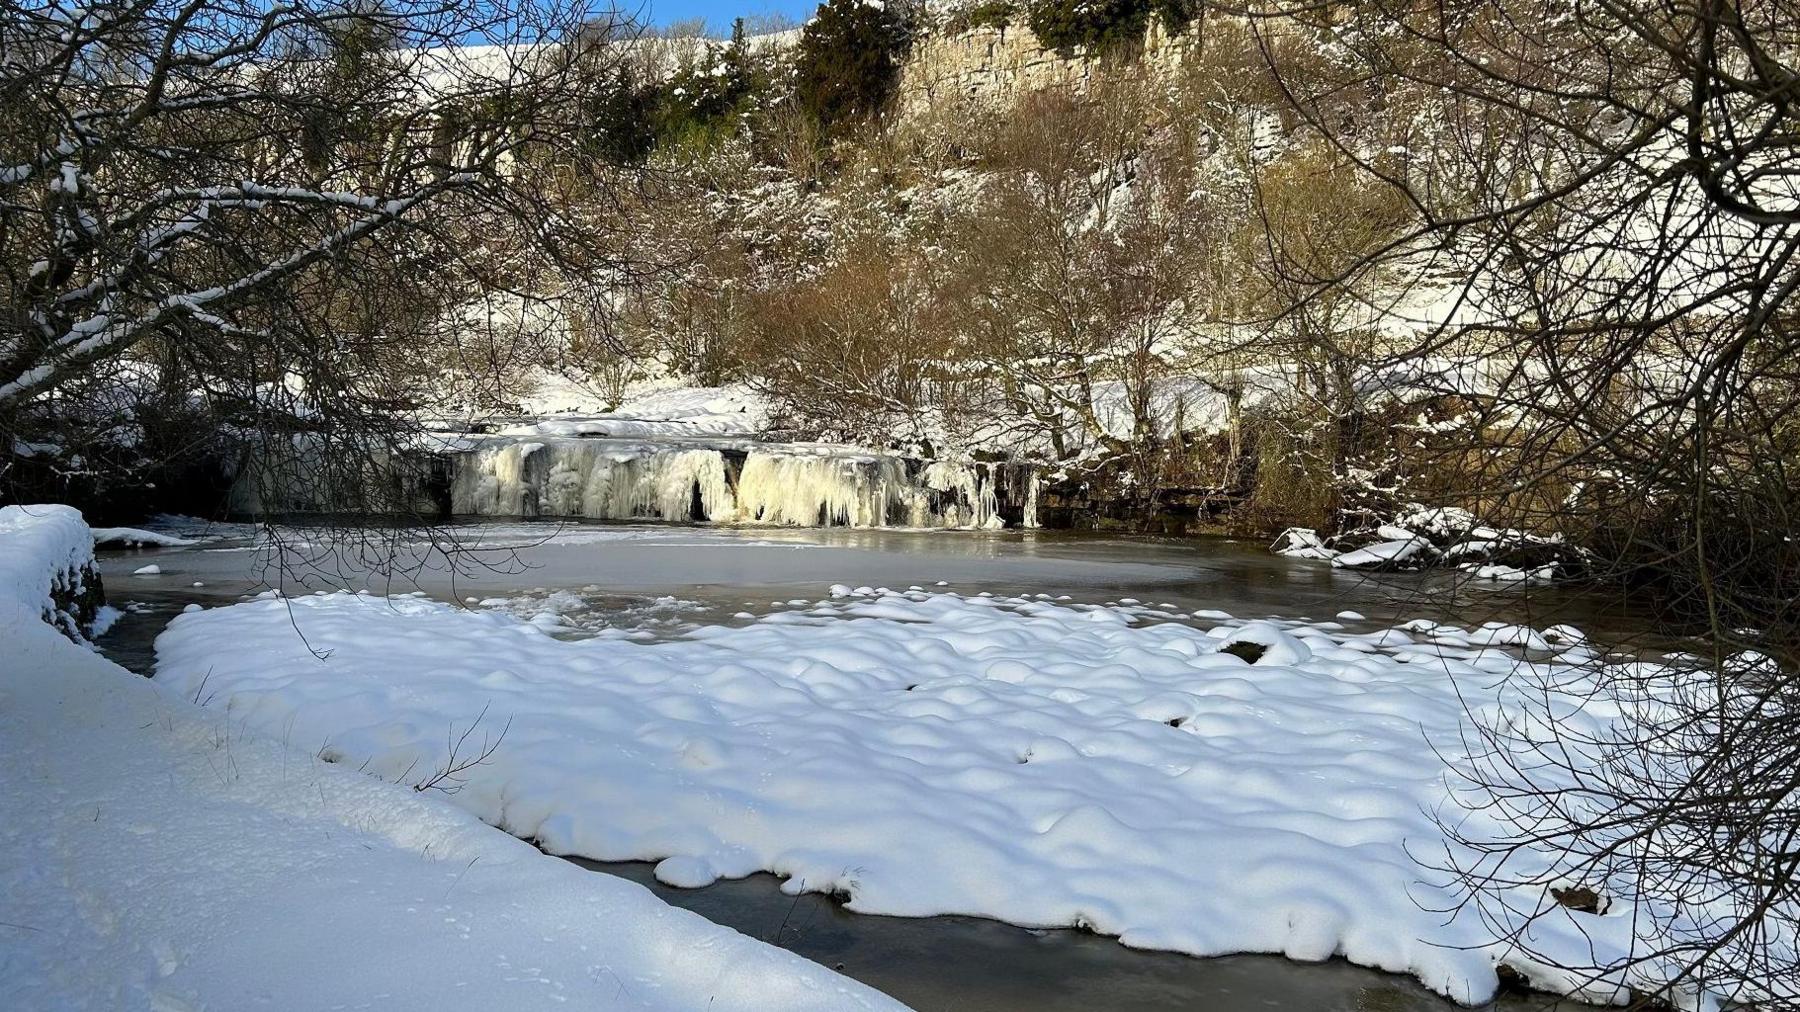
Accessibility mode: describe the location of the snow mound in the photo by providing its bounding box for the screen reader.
[1331,535,1431,570]
[157,586,1653,1006]
[1270,527,1335,560]
[92,526,199,548]
[0,503,100,636]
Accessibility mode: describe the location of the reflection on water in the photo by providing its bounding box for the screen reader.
[96,516,1667,646]
[94,518,1639,1012]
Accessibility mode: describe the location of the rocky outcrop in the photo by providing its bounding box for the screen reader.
[895,21,1198,118]
[1273,504,1589,581]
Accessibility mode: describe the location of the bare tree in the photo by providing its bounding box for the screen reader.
[1229,141,1414,528]
[1214,0,1800,1003]
[741,233,960,450]
[942,73,1225,517]
[0,0,644,522]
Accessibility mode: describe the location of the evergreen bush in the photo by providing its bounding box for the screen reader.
[1025,0,1149,56]
[795,0,914,132]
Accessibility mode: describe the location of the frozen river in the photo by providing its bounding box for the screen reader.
[94,519,1639,1012]
[95,517,1657,647]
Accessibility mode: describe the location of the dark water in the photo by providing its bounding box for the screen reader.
[94,517,1667,657]
[570,860,1588,1012]
[93,519,1632,1012]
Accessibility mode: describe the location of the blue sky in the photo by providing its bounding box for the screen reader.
[635,0,818,31]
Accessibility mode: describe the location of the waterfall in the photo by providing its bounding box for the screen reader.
[452,440,734,521]
[920,460,1003,530]
[451,440,545,516]
[734,452,914,527]
[442,437,1033,529]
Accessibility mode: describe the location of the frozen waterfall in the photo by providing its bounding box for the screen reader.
[451,440,734,522]
[445,436,1037,529]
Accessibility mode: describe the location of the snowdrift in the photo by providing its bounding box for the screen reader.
[153,582,1743,1008]
[0,506,902,1011]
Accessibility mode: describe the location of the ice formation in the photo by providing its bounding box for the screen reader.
[452,439,735,521]
[447,435,1030,529]
[223,379,1043,529]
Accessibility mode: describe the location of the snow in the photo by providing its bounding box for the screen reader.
[91,526,199,548]
[0,507,903,1012]
[1273,503,1577,579]
[154,584,1683,1007]
[0,504,95,634]
[1461,562,1559,582]
[498,382,771,436]
[11,439,62,458]
[1330,536,1429,569]
[1270,526,1334,560]
[131,563,162,575]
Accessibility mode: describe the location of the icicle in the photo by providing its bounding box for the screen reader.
[451,440,733,521]
[448,437,1019,529]
[977,465,1002,530]
[736,452,912,527]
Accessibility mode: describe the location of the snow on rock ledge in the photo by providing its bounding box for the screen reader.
[0,503,104,639]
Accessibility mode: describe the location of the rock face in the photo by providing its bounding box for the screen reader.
[46,560,105,642]
[895,22,1199,118]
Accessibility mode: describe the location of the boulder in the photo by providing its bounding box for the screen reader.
[48,560,106,642]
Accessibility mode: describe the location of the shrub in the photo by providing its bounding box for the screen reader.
[1149,0,1196,35]
[961,1,1018,30]
[795,0,915,132]
[582,21,775,163]
[1025,0,1149,56]
[581,66,659,164]
[651,20,781,155]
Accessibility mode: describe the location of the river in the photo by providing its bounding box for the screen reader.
[94,518,1639,1012]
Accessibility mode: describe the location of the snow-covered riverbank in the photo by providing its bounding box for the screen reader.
[0,506,902,1011]
[151,576,1678,1007]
